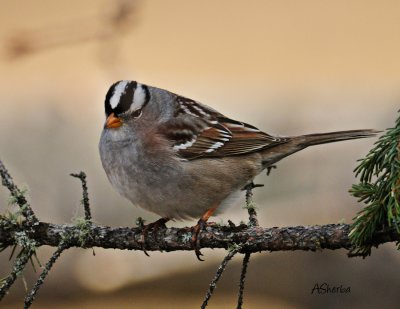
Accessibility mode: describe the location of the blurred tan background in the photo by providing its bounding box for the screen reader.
[0,0,399,308]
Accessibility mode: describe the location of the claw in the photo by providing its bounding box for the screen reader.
[192,219,207,261]
[227,220,236,228]
[243,182,264,191]
[139,217,169,256]
[191,206,218,261]
[266,165,277,176]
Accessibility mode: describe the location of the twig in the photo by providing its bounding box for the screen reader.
[244,183,262,227]
[237,253,251,309]
[23,243,70,308]
[234,183,260,308]
[0,159,38,224]
[0,249,34,301]
[201,248,240,308]
[70,172,91,220]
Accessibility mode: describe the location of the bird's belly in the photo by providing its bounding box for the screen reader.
[101,142,262,220]
[116,170,233,220]
[126,170,255,220]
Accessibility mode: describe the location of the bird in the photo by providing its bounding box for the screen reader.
[99,80,377,260]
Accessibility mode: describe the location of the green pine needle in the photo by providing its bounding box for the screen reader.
[350,111,400,256]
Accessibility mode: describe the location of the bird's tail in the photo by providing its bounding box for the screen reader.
[261,129,379,167]
[298,129,379,147]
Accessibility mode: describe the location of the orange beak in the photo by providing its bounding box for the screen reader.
[106,113,122,129]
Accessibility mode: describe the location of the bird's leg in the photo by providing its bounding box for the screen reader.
[192,206,217,261]
[140,217,169,256]
[243,182,264,191]
[266,165,277,176]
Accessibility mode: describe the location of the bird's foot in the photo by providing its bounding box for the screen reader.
[139,217,169,256]
[191,206,218,261]
[243,182,264,191]
[266,165,277,176]
[191,218,208,261]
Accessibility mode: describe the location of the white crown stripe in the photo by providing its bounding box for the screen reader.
[110,81,129,109]
[132,83,147,111]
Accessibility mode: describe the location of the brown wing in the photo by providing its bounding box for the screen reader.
[207,117,288,157]
[161,96,289,160]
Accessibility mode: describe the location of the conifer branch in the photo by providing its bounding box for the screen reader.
[0,221,398,253]
[350,111,400,256]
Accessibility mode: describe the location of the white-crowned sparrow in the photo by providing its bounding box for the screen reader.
[99,80,377,259]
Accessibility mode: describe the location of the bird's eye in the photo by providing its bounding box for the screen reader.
[132,109,142,118]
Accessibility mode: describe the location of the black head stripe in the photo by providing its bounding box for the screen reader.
[104,81,152,117]
[105,81,120,117]
[104,81,139,117]
[142,85,150,108]
[113,81,137,116]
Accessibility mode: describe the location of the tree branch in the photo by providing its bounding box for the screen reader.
[1,158,399,308]
[0,221,398,254]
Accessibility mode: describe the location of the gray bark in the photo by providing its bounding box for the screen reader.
[1,221,398,253]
